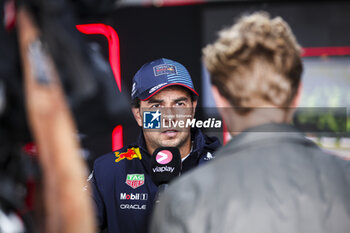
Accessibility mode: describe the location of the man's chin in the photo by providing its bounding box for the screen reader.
[159,139,180,148]
[152,131,190,148]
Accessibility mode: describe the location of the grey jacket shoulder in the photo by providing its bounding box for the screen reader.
[151,124,350,233]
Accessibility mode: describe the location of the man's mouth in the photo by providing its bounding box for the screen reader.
[162,130,178,137]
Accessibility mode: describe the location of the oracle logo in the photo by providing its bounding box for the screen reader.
[120,204,146,210]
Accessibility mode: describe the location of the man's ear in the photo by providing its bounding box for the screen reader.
[284,83,302,123]
[291,83,303,108]
[211,85,231,108]
[131,107,143,127]
[191,97,198,117]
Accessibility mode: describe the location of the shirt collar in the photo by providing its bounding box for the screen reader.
[181,144,193,162]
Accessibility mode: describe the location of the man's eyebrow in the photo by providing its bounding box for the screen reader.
[174,97,189,102]
[147,99,163,104]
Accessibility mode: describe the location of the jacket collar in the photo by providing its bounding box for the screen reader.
[137,133,149,156]
[220,123,315,156]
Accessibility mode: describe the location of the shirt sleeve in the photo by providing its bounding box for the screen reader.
[150,191,173,233]
[89,169,107,232]
[150,183,192,233]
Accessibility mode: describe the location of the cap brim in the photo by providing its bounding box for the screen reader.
[140,83,199,101]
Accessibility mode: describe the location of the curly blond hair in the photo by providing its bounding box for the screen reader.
[203,12,303,113]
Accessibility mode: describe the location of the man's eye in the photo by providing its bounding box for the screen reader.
[176,102,185,107]
[151,104,160,108]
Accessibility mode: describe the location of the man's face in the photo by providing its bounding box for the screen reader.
[132,86,197,155]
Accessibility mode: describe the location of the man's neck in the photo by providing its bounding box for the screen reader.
[227,108,293,135]
[178,140,192,159]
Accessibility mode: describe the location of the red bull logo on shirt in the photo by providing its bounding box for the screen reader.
[115,147,142,163]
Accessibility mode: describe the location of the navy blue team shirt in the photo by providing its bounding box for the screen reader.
[90,129,220,233]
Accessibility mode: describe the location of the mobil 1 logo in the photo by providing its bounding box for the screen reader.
[120,193,148,201]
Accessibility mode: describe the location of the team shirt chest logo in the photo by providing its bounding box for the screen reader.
[126,174,145,189]
[114,147,142,163]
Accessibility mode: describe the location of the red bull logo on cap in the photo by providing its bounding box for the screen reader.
[115,147,142,163]
[153,64,177,76]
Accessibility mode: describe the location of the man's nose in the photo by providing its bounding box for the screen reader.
[162,107,176,122]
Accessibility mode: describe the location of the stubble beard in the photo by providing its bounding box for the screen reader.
[145,130,191,153]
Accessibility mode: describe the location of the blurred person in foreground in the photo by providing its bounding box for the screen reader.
[90,58,220,233]
[150,12,350,233]
[16,7,95,233]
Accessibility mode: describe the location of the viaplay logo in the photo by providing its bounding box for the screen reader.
[143,110,161,129]
[156,150,173,164]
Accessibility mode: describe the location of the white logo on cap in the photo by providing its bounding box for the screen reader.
[149,82,167,94]
[131,83,136,96]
